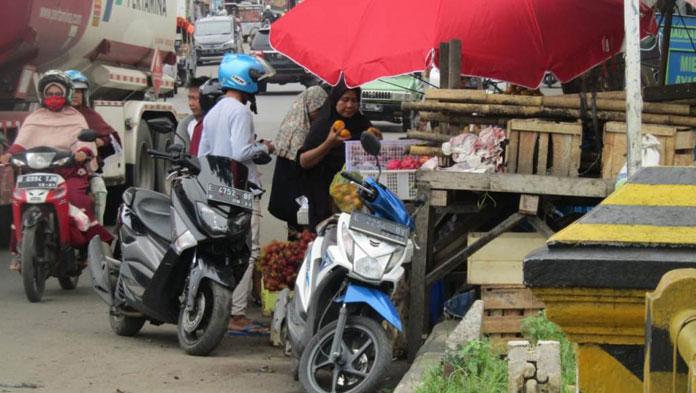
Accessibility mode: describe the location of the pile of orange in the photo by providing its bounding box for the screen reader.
[330,182,363,213]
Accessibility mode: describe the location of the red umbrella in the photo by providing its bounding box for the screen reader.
[270,0,656,88]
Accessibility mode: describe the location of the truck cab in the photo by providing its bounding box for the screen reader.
[360,74,424,132]
[194,16,244,64]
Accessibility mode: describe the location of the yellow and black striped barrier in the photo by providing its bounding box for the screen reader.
[524,166,696,393]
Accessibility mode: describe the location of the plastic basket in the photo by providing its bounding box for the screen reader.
[261,282,292,316]
[359,170,417,200]
[345,139,419,171]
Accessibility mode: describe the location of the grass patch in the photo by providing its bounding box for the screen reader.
[416,311,576,393]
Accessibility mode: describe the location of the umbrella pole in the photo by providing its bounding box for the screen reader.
[624,0,643,178]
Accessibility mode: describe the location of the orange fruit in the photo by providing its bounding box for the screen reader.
[339,129,351,138]
[367,127,377,134]
[333,120,345,131]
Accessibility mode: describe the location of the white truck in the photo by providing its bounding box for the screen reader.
[0,0,181,213]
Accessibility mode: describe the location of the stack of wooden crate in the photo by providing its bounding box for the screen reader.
[467,232,548,345]
[481,285,546,345]
[602,122,696,178]
[505,119,582,176]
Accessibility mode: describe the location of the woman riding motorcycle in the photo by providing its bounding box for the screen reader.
[1,71,114,268]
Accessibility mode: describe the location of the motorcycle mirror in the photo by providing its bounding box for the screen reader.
[167,143,185,155]
[77,129,99,142]
[146,117,176,134]
[252,150,272,165]
[360,131,381,157]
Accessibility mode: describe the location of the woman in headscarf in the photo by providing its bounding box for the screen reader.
[1,71,114,269]
[268,86,328,236]
[298,81,382,228]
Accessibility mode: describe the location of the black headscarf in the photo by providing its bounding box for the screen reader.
[298,81,373,228]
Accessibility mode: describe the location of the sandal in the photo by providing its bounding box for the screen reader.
[9,254,20,270]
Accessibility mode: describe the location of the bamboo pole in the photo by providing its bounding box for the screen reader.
[403,101,696,128]
[419,112,511,126]
[409,146,445,157]
[424,89,690,115]
[406,131,451,143]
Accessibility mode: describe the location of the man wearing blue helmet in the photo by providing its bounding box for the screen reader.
[197,53,275,334]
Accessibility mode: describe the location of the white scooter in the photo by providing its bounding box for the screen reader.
[273,133,423,393]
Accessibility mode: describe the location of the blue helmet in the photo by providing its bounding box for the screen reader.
[65,70,89,90]
[218,53,275,95]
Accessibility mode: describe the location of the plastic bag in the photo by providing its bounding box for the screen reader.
[329,166,363,213]
[615,134,661,190]
[69,204,91,232]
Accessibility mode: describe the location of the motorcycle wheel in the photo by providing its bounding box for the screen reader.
[21,226,45,303]
[58,275,79,290]
[109,312,146,336]
[177,279,232,356]
[299,316,392,393]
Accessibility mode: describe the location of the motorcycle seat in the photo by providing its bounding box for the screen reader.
[130,189,171,242]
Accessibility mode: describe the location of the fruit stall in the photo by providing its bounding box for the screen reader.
[398,44,696,360]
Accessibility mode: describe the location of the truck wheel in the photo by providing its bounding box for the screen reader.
[129,122,156,190]
[155,132,175,195]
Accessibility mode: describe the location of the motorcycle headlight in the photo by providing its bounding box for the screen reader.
[342,222,354,262]
[26,152,55,169]
[354,257,384,280]
[197,202,228,235]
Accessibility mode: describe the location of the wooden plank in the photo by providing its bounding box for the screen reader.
[536,133,549,175]
[438,42,450,134]
[604,121,681,137]
[419,112,512,126]
[509,119,582,136]
[674,153,694,166]
[601,132,617,179]
[517,131,538,174]
[569,134,582,177]
[518,194,540,215]
[406,130,451,143]
[483,315,528,334]
[466,232,547,285]
[407,183,432,361]
[676,130,696,150]
[481,285,546,310]
[551,134,572,176]
[417,171,613,197]
[663,133,676,165]
[430,190,448,207]
[506,124,520,173]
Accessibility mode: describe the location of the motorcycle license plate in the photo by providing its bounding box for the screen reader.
[16,174,59,189]
[207,183,254,210]
[349,211,409,246]
[361,103,383,112]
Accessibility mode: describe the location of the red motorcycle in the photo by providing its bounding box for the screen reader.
[1,130,97,302]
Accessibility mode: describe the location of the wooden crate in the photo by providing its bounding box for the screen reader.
[505,119,582,177]
[467,232,547,285]
[602,122,696,178]
[482,285,545,345]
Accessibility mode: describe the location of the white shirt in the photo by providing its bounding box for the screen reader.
[198,97,268,189]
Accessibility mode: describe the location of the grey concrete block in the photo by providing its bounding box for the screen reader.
[446,300,484,354]
[507,340,561,393]
[393,352,444,393]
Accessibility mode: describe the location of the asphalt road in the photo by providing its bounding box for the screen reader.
[0,70,407,393]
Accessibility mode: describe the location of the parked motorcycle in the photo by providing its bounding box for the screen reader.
[0,129,99,302]
[88,122,266,356]
[273,132,422,393]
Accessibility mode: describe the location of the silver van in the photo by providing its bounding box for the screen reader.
[194,16,243,65]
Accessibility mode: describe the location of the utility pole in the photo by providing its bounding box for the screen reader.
[624,0,643,177]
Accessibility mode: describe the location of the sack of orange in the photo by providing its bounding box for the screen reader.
[329,166,363,213]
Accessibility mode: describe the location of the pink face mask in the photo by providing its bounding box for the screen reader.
[44,96,66,112]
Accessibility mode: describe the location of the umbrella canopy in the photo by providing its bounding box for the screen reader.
[270,0,656,88]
